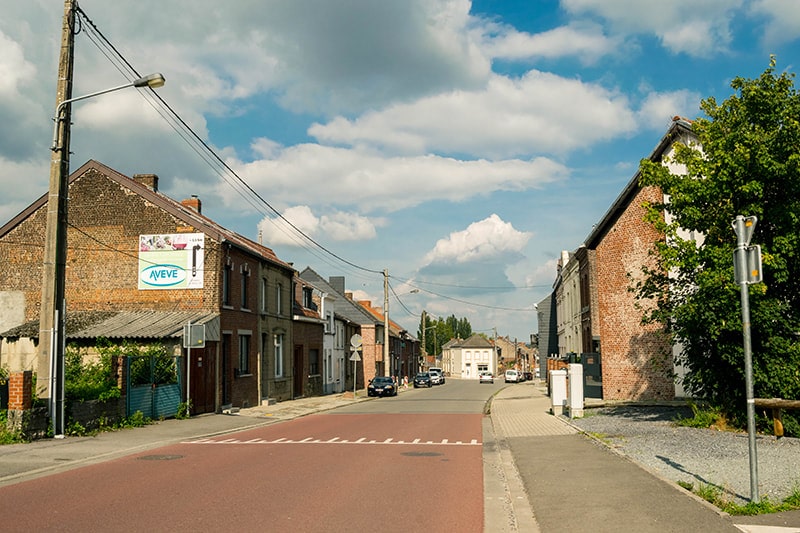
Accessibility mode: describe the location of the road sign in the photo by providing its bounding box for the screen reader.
[183,324,205,348]
[734,245,763,284]
[349,350,361,362]
[350,334,362,350]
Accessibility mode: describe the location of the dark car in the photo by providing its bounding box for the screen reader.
[524,371,534,381]
[413,372,433,388]
[368,376,397,397]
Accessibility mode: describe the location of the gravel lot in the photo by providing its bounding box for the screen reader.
[566,405,800,506]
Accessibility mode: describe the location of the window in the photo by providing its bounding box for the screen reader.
[276,283,283,315]
[309,348,319,375]
[222,262,232,306]
[325,310,334,334]
[303,287,313,309]
[238,334,250,374]
[261,278,268,313]
[274,333,284,377]
[240,266,250,309]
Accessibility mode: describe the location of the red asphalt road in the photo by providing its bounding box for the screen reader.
[0,413,484,533]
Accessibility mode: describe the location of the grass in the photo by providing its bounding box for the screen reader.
[678,481,800,515]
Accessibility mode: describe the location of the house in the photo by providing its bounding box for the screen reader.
[440,334,496,379]
[291,276,325,399]
[354,298,417,384]
[0,160,296,413]
[298,269,380,392]
[544,117,695,401]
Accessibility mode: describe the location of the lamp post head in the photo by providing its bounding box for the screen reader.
[133,72,166,89]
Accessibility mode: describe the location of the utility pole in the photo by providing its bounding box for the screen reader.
[38,0,76,437]
[420,309,427,370]
[383,269,390,377]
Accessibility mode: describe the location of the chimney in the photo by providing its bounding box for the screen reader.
[181,195,202,214]
[329,276,345,294]
[133,173,158,191]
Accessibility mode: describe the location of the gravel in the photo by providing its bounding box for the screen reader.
[566,406,800,506]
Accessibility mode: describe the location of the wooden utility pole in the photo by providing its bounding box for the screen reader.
[38,0,76,436]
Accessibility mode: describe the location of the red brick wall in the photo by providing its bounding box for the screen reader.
[595,186,674,400]
[8,371,33,410]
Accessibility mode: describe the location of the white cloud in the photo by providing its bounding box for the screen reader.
[482,21,620,65]
[561,0,744,56]
[309,71,637,159]
[750,0,800,45]
[637,89,701,130]
[227,143,569,213]
[259,205,381,246]
[423,214,531,265]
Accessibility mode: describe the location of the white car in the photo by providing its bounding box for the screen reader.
[504,369,520,383]
[428,371,443,385]
[428,367,445,384]
[479,371,494,384]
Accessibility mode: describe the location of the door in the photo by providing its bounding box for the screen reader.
[293,345,304,398]
[582,352,603,399]
[189,346,215,414]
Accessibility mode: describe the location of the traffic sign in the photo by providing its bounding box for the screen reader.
[350,334,362,350]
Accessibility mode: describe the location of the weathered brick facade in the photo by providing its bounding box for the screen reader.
[0,160,296,411]
[593,185,674,400]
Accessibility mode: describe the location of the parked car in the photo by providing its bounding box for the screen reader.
[479,371,494,384]
[504,369,520,383]
[428,367,445,384]
[524,371,533,381]
[428,370,443,385]
[413,372,433,388]
[368,376,398,397]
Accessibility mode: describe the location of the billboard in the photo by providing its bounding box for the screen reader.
[138,233,205,289]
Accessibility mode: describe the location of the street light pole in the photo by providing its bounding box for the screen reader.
[37,2,166,437]
[383,269,390,378]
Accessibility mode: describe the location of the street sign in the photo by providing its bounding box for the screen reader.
[733,215,757,247]
[734,245,763,284]
[183,324,205,348]
[349,350,361,362]
[350,334,362,350]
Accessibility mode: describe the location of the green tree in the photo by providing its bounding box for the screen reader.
[417,313,473,356]
[636,57,800,433]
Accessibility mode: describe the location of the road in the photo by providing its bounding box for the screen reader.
[0,379,501,533]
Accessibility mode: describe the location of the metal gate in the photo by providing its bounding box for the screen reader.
[126,355,182,419]
[581,352,603,399]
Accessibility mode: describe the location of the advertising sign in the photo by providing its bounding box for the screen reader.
[138,233,205,289]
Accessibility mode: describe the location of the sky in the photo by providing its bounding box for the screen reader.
[1,1,799,344]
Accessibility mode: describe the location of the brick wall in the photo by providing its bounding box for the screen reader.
[595,185,674,400]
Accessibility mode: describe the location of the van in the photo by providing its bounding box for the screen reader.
[428,367,445,384]
[504,369,519,383]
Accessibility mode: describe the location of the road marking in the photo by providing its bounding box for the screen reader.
[183,436,481,446]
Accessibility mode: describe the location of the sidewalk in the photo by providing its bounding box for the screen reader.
[487,382,800,533]
[1,384,798,532]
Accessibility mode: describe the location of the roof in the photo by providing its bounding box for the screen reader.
[584,117,695,249]
[1,310,219,341]
[0,159,295,273]
[298,267,380,326]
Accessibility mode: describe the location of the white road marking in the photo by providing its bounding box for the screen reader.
[182,436,482,446]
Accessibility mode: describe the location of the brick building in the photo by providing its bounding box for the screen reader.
[0,160,296,412]
[582,117,695,400]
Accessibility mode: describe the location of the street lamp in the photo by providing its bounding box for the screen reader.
[38,72,166,437]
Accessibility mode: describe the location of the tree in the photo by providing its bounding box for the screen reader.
[417,313,473,356]
[636,57,800,434]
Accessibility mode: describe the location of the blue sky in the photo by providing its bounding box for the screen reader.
[1,1,799,342]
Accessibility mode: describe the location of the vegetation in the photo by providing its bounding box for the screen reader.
[636,57,800,436]
[418,313,473,356]
[678,481,800,515]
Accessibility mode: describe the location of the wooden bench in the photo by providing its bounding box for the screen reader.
[754,398,800,438]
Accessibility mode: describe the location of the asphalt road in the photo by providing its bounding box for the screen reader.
[0,380,493,533]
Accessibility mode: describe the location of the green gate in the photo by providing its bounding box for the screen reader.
[126,355,182,419]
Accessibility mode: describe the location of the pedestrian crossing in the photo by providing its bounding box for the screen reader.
[183,436,481,446]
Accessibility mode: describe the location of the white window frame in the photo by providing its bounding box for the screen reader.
[274,333,284,377]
